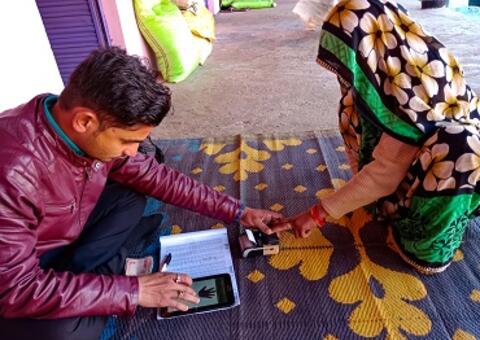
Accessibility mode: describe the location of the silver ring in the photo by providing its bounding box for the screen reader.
[178,290,184,298]
[175,274,181,283]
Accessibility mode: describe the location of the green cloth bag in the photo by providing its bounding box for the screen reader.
[221,0,235,7]
[134,0,200,83]
[222,0,275,9]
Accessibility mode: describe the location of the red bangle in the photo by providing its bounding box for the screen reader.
[309,205,326,228]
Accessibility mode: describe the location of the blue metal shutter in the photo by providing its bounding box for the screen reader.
[36,0,110,84]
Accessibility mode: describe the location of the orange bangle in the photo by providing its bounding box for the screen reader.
[309,205,326,228]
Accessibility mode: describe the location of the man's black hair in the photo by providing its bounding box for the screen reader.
[59,47,171,127]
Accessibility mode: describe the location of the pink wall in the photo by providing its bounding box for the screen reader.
[99,0,157,70]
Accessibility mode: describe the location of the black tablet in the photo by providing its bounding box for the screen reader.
[159,273,235,318]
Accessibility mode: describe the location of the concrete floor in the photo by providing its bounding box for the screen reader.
[152,0,480,139]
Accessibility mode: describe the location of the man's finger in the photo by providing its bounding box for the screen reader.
[260,212,283,225]
[178,292,200,305]
[270,222,292,233]
[271,217,289,224]
[254,218,273,235]
[168,298,189,312]
[171,283,197,296]
[268,211,283,219]
[170,273,193,286]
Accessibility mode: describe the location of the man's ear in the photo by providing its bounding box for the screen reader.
[71,109,99,134]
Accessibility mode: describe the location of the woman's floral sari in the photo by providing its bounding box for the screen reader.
[318,0,480,271]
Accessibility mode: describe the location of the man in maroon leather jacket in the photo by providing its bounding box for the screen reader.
[0,48,281,340]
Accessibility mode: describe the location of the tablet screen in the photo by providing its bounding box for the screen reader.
[161,273,234,317]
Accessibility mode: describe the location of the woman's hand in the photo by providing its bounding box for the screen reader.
[270,204,327,238]
[270,211,317,238]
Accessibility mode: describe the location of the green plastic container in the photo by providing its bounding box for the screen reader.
[222,0,275,9]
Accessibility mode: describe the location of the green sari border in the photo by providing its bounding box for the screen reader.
[319,30,423,144]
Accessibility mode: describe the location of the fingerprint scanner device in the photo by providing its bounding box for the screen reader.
[239,228,280,258]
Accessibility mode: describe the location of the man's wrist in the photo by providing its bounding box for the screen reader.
[234,203,246,223]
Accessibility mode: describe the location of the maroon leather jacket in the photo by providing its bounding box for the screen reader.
[0,95,241,319]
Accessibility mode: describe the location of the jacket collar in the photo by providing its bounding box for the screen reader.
[37,94,97,168]
[43,95,85,157]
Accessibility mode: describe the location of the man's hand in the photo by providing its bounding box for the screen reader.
[240,207,283,235]
[137,272,199,311]
[270,211,317,238]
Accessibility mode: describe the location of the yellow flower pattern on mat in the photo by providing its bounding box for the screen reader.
[247,270,265,283]
[269,228,334,281]
[203,142,258,180]
[323,335,338,340]
[216,140,270,181]
[191,167,203,174]
[276,297,296,314]
[213,184,225,192]
[453,249,464,262]
[201,138,301,181]
[270,203,284,212]
[316,164,328,172]
[294,185,307,193]
[329,208,431,340]
[470,289,480,303]
[211,223,224,229]
[171,225,183,234]
[263,138,302,151]
[200,142,227,155]
[330,258,431,339]
[452,329,476,340]
[255,183,268,191]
